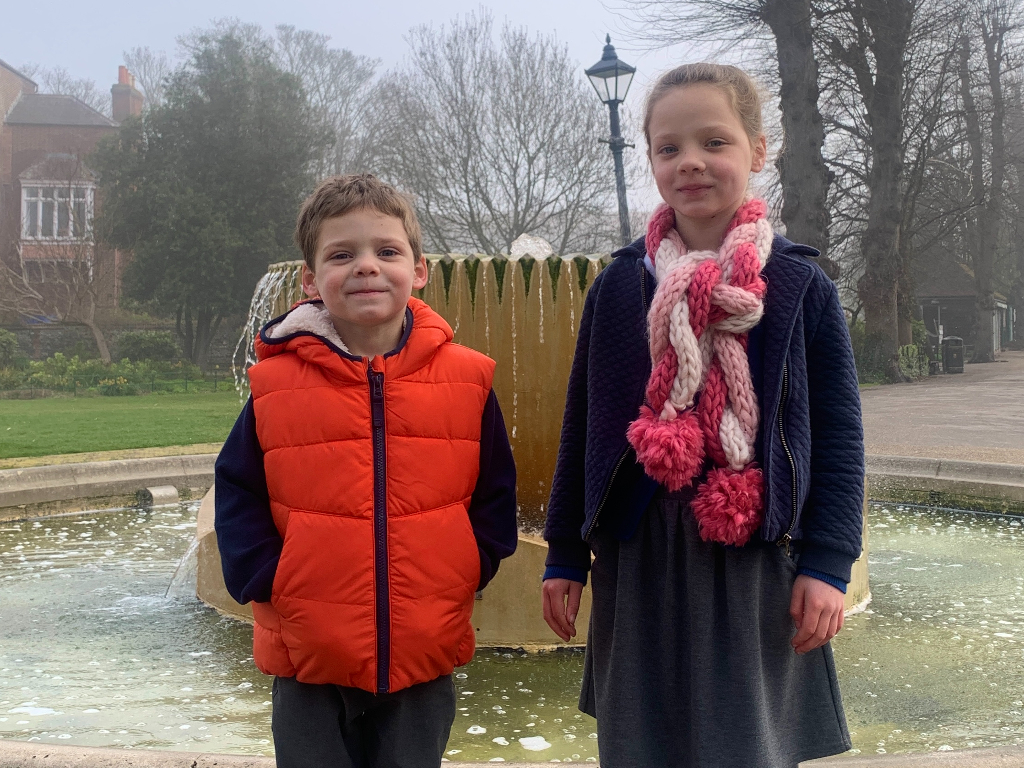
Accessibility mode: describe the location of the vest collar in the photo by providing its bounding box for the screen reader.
[254,298,453,377]
[264,300,355,354]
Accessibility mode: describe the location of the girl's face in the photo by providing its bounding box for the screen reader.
[648,83,767,236]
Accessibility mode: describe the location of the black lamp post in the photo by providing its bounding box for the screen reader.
[585,35,636,246]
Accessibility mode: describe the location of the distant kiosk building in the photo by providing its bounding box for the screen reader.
[915,258,1014,360]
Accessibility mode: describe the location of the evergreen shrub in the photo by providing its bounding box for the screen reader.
[117,330,180,362]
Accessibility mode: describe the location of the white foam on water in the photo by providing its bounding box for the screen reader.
[519,736,551,751]
[8,705,57,716]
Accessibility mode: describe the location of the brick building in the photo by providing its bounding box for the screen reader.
[0,60,142,329]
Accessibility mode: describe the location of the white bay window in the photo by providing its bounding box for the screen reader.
[22,184,94,240]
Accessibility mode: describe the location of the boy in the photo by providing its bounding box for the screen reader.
[214,174,518,768]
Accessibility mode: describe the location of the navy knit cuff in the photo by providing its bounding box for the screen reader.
[543,565,588,585]
[798,567,848,594]
[797,542,857,583]
[544,537,592,573]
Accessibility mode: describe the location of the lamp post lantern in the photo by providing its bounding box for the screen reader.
[586,35,636,247]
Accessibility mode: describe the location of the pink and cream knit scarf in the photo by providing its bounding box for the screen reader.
[627,197,773,546]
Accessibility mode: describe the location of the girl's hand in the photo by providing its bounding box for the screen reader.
[789,575,845,654]
[542,578,584,642]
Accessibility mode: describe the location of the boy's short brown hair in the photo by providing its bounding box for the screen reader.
[295,174,424,270]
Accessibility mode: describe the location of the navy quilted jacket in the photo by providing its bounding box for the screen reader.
[543,235,865,585]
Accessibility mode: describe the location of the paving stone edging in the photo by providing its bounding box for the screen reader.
[0,455,216,513]
[2,740,1024,767]
[4,453,1023,516]
[867,455,1024,510]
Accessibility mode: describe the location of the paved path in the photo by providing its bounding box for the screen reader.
[861,350,1024,465]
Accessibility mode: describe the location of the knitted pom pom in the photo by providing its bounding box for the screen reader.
[691,465,764,546]
[627,407,705,491]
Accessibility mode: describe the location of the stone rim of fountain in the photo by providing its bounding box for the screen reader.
[1,736,1023,767]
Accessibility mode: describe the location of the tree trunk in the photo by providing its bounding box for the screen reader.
[177,304,197,363]
[193,306,222,371]
[897,264,915,347]
[853,0,914,382]
[84,318,112,364]
[764,0,833,269]
[75,292,112,363]
[972,14,1007,362]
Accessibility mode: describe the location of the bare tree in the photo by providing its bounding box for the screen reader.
[1005,81,1024,339]
[816,0,918,380]
[622,0,834,263]
[821,0,966,341]
[19,64,111,117]
[123,47,172,109]
[273,26,379,180]
[958,0,1019,361]
[369,11,617,255]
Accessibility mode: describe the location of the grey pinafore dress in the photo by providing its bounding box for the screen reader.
[580,485,851,768]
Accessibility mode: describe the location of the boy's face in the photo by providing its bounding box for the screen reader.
[301,209,427,343]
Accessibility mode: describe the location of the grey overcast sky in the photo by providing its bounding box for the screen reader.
[0,0,701,109]
[0,0,729,210]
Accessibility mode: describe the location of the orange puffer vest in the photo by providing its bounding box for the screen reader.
[247,298,494,693]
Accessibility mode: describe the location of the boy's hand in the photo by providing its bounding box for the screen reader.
[789,574,846,654]
[542,578,584,642]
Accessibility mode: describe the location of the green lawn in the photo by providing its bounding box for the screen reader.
[0,391,244,458]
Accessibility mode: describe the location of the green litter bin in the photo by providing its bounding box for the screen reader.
[942,336,964,373]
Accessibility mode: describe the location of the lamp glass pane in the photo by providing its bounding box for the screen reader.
[615,71,635,102]
[588,73,611,103]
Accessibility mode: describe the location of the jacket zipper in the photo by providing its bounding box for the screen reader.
[639,261,649,324]
[776,361,798,555]
[586,449,628,540]
[586,263,651,541]
[368,364,390,693]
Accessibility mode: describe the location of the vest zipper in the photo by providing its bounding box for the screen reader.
[368,364,390,693]
[776,361,798,555]
[586,263,651,541]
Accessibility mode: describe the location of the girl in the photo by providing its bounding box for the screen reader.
[541,63,864,768]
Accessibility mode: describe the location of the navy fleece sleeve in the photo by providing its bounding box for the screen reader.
[469,389,518,591]
[214,396,283,605]
[799,277,865,584]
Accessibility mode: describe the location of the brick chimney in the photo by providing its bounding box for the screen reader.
[111,65,144,122]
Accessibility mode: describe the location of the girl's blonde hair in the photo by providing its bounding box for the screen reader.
[642,63,764,151]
